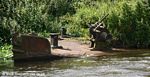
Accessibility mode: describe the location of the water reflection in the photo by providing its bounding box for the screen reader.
[0,51,150,77]
[0,59,14,71]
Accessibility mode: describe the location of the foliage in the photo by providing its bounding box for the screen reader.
[0,45,13,58]
[0,0,75,44]
[106,0,150,48]
[66,0,150,48]
[0,0,150,48]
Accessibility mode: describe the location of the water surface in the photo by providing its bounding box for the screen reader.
[0,51,150,77]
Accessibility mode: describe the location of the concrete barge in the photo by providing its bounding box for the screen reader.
[12,33,114,61]
[12,33,140,62]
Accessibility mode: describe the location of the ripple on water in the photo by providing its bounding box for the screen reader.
[0,52,150,77]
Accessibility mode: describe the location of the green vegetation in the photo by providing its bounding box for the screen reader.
[0,45,13,58]
[0,0,150,57]
[62,0,150,48]
[0,0,75,44]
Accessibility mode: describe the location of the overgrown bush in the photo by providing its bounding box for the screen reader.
[65,0,150,48]
[0,0,150,48]
[0,44,13,58]
[106,0,150,48]
[0,0,75,44]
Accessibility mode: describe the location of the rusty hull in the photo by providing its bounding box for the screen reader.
[12,34,51,60]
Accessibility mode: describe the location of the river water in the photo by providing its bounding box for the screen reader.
[0,51,150,77]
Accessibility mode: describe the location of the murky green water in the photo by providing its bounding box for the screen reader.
[0,51,150,77]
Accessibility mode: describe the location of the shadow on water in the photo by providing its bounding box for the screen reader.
[0,50,150,77]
